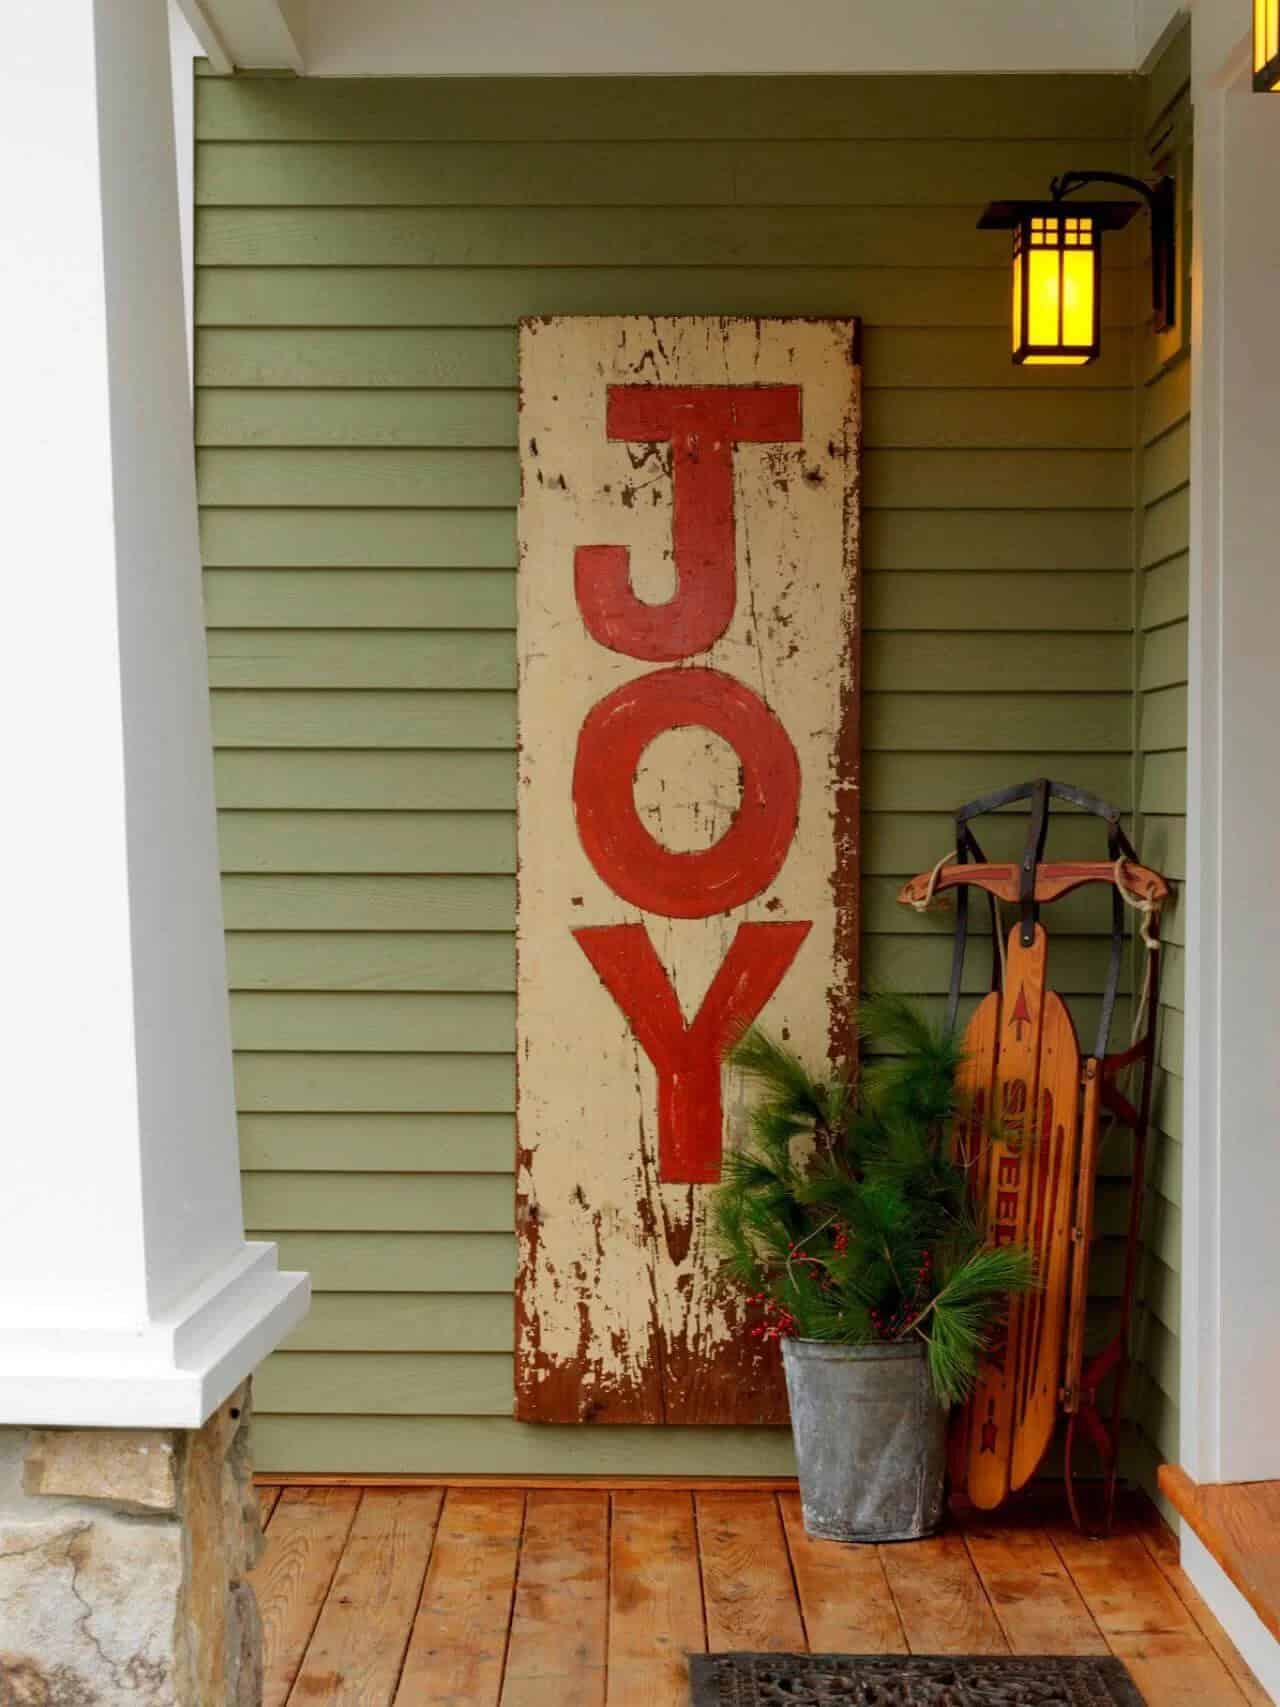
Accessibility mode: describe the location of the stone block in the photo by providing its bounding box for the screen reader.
[24,1428,178,1514]
[0,1509,183,1703]
[227,1580,265,1707]
[0,1379,264,1706]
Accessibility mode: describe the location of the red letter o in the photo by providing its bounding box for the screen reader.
[572,666,801,919]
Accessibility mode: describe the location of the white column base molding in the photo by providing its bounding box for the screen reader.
[1181,1529,1280,1705]
[0,1247,307,1429]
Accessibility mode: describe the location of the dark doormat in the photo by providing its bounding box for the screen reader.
[689,1653,1146,1705]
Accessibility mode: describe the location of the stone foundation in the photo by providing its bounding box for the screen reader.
[0,1383,264,1706]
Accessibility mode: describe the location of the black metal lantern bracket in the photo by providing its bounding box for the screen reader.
[979,170,1177,335]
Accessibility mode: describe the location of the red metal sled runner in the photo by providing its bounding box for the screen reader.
[897,779,1171,1533]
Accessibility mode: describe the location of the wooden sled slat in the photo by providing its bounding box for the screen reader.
[897,859,1170,911]
[1011,992,1081,1490]
[967,925,1047,1512]
[953,990,1001,1199]
[948,989,1001,1494]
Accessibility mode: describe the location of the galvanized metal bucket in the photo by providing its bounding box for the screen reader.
[781,1337,947,1543]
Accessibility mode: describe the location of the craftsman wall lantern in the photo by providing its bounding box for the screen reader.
[1256,0,1280,90]
[979,172,1176,366]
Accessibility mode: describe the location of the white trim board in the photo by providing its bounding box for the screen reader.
[168,0,200,384]
[1138,0,1190,67]
[174,0,302,71]
[194,0,1171,75]
[1181,1531,1280,1704]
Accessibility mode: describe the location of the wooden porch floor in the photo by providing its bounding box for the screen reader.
[251,1480,1268,1707]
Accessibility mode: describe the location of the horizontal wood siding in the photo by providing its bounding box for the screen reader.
[1128,26,1192,1506]
[194,68,1143,1474]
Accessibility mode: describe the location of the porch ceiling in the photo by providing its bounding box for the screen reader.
[177,0,1182,77]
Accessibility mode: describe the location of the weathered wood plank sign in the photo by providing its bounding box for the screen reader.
[516,317,861,1424]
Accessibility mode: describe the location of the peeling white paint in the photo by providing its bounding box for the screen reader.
[516,316,860,1422]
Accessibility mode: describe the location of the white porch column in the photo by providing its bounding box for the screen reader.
[1185,0,1280,1493]
[0,0,307,1429]
[1182,0,1280,1698]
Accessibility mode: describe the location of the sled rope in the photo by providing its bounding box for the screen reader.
[905,849,1007,991]
[1113,856,1163,951]
[904,850,953,914]
[1113,854,1164,1062]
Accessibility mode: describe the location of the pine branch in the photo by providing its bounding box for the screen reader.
[710,1003,1039,1408]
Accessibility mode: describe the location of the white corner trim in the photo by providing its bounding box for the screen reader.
[1181,1531,1280,1704]
[1183,47,1225,1490]
[168,1,199,385]
[0,1247,309,1429]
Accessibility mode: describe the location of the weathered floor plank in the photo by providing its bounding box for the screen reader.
[608,1490,707,1707]
[1051,1525,1203,1639]
[1053,1523,1255,1707]
[395,1488,524,1707]
[500,1489,609,1707]
[1105,1630,1257,1707]
[288,1487,440,1707]
[248,1484,1269,1707]
[778,1492,906,1653]
[964,1521,1108,1655]
[880,1532,1008,1654]
[695,1490,807,1653]
[251,1486,362,1707]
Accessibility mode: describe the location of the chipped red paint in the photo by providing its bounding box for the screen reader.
[992,1078,1029,1248]
[574,385,802,660]
[572,666,802,921]
[573,919,812,1183]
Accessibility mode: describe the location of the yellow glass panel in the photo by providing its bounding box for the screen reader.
[1061,248,1094,348]
[1027,247,1063,348]
[1012,245,1023,355]
[1022,355,1090,366]
[1259,0,1280,79]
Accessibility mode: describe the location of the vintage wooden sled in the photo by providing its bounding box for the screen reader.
[897,779,1171,1533]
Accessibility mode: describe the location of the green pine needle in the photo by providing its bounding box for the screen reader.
[711,1004,1037,1407]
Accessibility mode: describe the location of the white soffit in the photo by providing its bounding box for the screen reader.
[193,0,1156,76]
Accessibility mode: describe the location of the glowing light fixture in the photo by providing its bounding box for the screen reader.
[1256,0,1280,89]
[980,172,1175,367]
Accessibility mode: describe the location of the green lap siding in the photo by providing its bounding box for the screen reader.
[1128,22,1192,1510]
[194,66,1159,1475]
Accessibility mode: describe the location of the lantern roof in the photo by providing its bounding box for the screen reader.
[978,200,1142,232]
